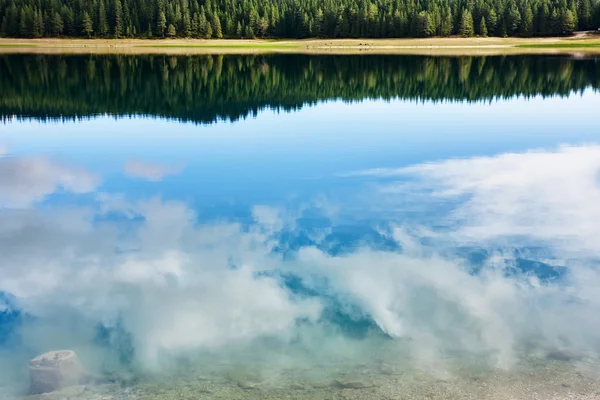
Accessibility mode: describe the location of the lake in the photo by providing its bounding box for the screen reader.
[1,53,600,399]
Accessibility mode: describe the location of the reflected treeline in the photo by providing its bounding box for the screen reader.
[1,54,598,124]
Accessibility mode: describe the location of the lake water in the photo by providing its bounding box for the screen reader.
[1,53,600,400]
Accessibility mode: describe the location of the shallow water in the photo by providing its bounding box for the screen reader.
[1,53,600,399]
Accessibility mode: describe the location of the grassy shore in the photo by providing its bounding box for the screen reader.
[1,35,600,55]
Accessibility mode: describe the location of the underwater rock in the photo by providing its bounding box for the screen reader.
[289,383,306,390]
[330,379,375,389]
[237,381,257,390]
[29,350,86,394]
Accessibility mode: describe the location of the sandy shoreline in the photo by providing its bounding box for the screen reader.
[1,36,600,55]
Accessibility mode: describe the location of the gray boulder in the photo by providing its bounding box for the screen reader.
[29,350,86,394]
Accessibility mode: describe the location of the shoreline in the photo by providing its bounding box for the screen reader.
[1,36,600,55]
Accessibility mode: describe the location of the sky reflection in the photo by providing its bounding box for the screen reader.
[1,89,600,397]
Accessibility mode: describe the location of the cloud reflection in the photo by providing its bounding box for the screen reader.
[0,155,100,208]
[1,145,600,383]
[358,145,600,256]
[124,160,183,182]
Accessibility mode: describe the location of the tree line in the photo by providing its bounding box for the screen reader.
[0,0,599,39]
[1,54,598,124]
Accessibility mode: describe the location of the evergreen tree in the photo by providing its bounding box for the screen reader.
[314,8,324,36]
[560,9,576,33]
[441,8,453,36]
[487,9,498,35]
[460,10,475,36]
[114,0,123,37]
[98,0,109,37]
[578,0,593,29]
[258,18,269,37]
[205,19,213,38]
[183,11,192,37]
[82,11,93,37]
[51,11,64,36]
[198,10,208,37]
[19,8,29,37]
[191,12,200,37]
[480,16,488,36]
[167,23,176,37]
[1,0,598,39]
[506,3,522,34]
[212,14,223,38]
[521,5,533,36]
[158,11,167,37]
[244,24,255,38]
[415,11,435,37]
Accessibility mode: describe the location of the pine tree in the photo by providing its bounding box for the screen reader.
[98,0,109,37]
[198,10,208,37]
[506,3,522,35]
[415,11,434,37]
[460,10,475,37]
[51,11,64,36]
[205,21,212,38]
[81,11,93,37]
[487,9,498,35]
[315,8,324,36]
[244,24,255,38]
[2,0,597,39]
[31,9,41,37]
[480,16,488,36]
[578,0,593,29]
[167,23,176,37]
[19,8,28,37]
[521,5,533,36]
[191,13,199,37]
[114,0,123,38]
[560,9,576,34]
[441,8,453,36]
[183,11,192,37]
[258,18,269,37]
[158,11,167,37]
[212,14,223,38]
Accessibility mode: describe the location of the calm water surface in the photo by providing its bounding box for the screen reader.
[1,54,600,399]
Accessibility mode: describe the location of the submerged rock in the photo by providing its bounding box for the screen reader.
[29,350,86,395]
[237,381,257,390]
[330,379,375,389]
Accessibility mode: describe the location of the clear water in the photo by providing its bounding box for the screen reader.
[1,53,600,399]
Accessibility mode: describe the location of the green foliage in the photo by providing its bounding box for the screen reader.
[0,0,594,39]
[114,0,123,38]
[98,0,109,37]
[167,23,176,37]
[212,15,223,38]
[460,10,474,37]
[81,11,93,37]
[51,12,64,36]
[415,11,435,37]
[158,12,167,37]
[480,17,488,36]
[560,9,576,34]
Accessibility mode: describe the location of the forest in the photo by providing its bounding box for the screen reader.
[0,0,599,39]
[1,54,598,124]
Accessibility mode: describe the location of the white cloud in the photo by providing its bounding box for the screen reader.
[0,156,100,208]
[357,145,600,256]
[123,160,183,182]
